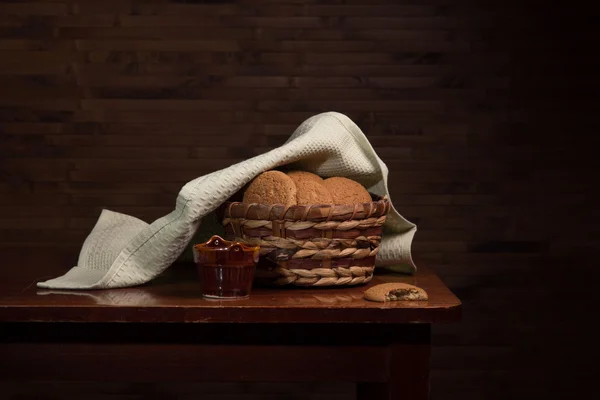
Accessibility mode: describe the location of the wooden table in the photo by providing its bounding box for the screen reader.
[0,251,461,400]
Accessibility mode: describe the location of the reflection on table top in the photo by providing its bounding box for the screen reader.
[0,249,461,324]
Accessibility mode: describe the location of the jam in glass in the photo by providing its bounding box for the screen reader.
[193,235,259,299]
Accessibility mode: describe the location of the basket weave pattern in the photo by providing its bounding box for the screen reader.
[219,195,390,287]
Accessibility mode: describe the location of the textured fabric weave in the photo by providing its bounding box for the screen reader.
[37,112,417,289]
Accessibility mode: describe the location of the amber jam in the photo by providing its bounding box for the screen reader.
[193,235,259,299]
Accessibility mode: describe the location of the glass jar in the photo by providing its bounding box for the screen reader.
[193,235,259,299]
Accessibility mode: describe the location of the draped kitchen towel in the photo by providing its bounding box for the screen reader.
[37,112,417,290]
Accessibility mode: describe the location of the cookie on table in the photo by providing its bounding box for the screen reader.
[364,283,428,302]
[242,170,297,207]
[322,177,372,205]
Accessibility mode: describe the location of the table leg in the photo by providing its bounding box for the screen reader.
[357,325,431,400]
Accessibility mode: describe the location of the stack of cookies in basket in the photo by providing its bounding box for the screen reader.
[242,170,372,207]
[219,169,390,287]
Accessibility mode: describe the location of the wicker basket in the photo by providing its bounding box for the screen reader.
[217,194,390,287]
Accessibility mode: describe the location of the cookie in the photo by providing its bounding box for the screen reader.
[295,179,333,205]
[286,170,324,184]
[322,177,372,205]
[286,170,331,205]
[364,283,428,302]
[242,170,297,207]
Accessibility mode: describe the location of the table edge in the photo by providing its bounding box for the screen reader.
[0,302,462,324]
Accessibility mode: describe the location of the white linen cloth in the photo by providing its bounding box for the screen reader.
[37,112,417,289]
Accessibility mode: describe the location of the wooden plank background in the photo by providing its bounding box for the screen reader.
[0,0,596,399]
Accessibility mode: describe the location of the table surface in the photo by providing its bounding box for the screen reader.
[0,249,461,324]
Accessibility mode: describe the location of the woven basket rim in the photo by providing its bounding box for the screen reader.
[219,193,390,222]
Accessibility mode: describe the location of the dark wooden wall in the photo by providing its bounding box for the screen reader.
[0,0,596,399]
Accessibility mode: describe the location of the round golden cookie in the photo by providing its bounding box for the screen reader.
[322,177,371,205]
[286,170,323,184]
[364,283,428,302]
[295,179,333,205]
[242,170,297,207]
